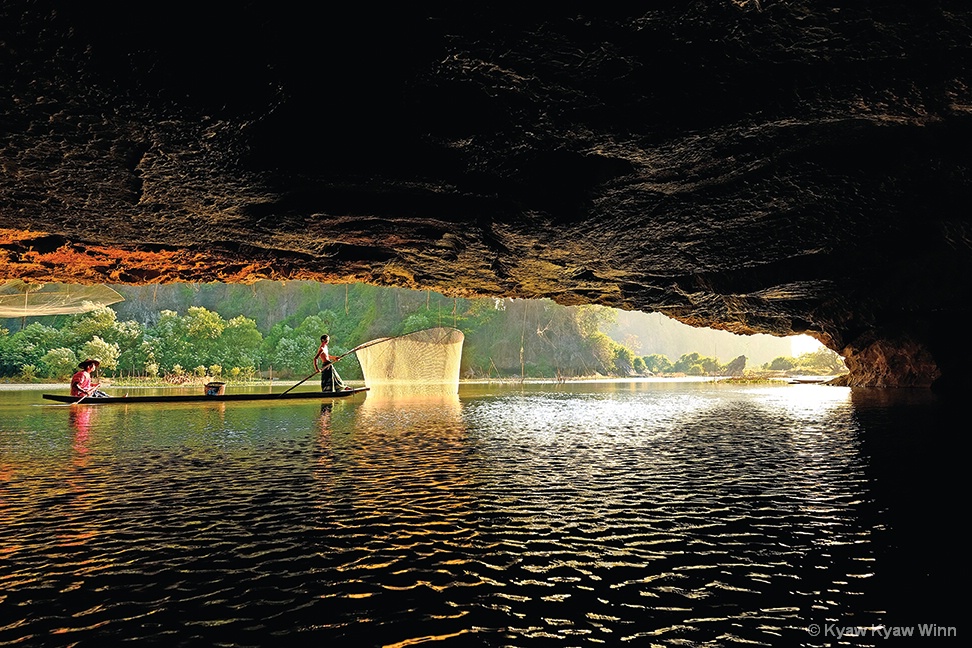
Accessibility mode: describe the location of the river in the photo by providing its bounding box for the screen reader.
[0,380,962,646]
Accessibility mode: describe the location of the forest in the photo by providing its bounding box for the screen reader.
[0,281,846,383]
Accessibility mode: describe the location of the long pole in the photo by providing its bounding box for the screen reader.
[276,330,437,397]
[279,370,319,397]
[277,342,369,397]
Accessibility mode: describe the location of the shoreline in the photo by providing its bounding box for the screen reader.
[1,374,840,392]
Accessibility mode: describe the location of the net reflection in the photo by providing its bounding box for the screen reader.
[359,384,462,421]
[312,384,467,494]
[309,384,477,630]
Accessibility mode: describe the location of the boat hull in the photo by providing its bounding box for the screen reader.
[42,387,369,404]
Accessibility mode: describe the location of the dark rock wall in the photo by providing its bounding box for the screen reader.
[2,2,972,390]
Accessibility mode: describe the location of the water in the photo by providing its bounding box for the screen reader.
[0,381,962,647]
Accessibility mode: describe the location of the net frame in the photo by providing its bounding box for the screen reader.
[0,281,124,318]
[355,327,464,389]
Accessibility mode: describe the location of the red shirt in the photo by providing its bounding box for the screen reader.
[70,370,96,397]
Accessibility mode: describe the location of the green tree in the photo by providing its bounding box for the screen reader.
[589,332,616,375]
[185,306,225,340]
[216,315,263,371]
[0,323,62,376]
[400,312,434,335]
[796,348,846,374]
[80,336,121,372]
[181,307,226,367]
[61,306,118,350]
[273,334,314,377]
[111,319,146,377]
[40,347,79,379]
[144,310,191,372]
[574,305,617,337]
[674,352,722,375]
[642,353,674,374]
[612,345,636,375]
[765,356,797,371]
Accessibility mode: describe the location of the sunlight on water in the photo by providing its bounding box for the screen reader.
[746,382,853,420]
[0,381,960,646]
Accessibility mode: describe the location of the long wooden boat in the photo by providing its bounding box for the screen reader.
[42,387,369,405]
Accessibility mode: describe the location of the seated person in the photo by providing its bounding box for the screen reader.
[71,359,109,398]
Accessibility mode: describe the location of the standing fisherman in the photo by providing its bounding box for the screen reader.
[314,335,348,392]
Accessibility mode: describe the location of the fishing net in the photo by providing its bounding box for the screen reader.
[0,281,124,318]
[354,327,464,390]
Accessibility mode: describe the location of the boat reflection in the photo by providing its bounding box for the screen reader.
[69,406,95,456]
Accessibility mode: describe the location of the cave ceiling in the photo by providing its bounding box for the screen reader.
[2,2,972,390]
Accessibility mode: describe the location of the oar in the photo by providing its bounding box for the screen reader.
[72,381,101,405]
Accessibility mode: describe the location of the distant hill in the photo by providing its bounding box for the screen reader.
[603,310,794,367]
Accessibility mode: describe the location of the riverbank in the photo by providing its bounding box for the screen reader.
[1,373,841,392]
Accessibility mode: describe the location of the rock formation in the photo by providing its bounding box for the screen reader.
[2,2,971,391]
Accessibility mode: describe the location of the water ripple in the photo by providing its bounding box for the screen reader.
[0,383,960,646]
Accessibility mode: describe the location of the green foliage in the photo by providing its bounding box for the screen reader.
[144,310,191,373]
[184,306,225,340]
[40,347,79,379]
[763,348,846,374]
[401,312,435,335]
[588,332,616,374]
[19,364,38,381]
[765,356,797,371]
[217,316,263,371]
[642,354,674,374]
[112,319,146,377]
[0,323,62,375]
[60,306,118,349]
[272,334,315,377]
[3,281,844,382]
[80,336,121,371]
[798,347,846,373]
[673,352,722,374]
[612,345,636,375]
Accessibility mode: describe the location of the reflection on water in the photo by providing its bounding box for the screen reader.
[359,383,463,421]
[0,381,961,646]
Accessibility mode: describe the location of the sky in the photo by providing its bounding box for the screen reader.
[790,335,824,357]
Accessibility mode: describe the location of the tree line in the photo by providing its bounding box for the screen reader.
[0,282,845,382]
